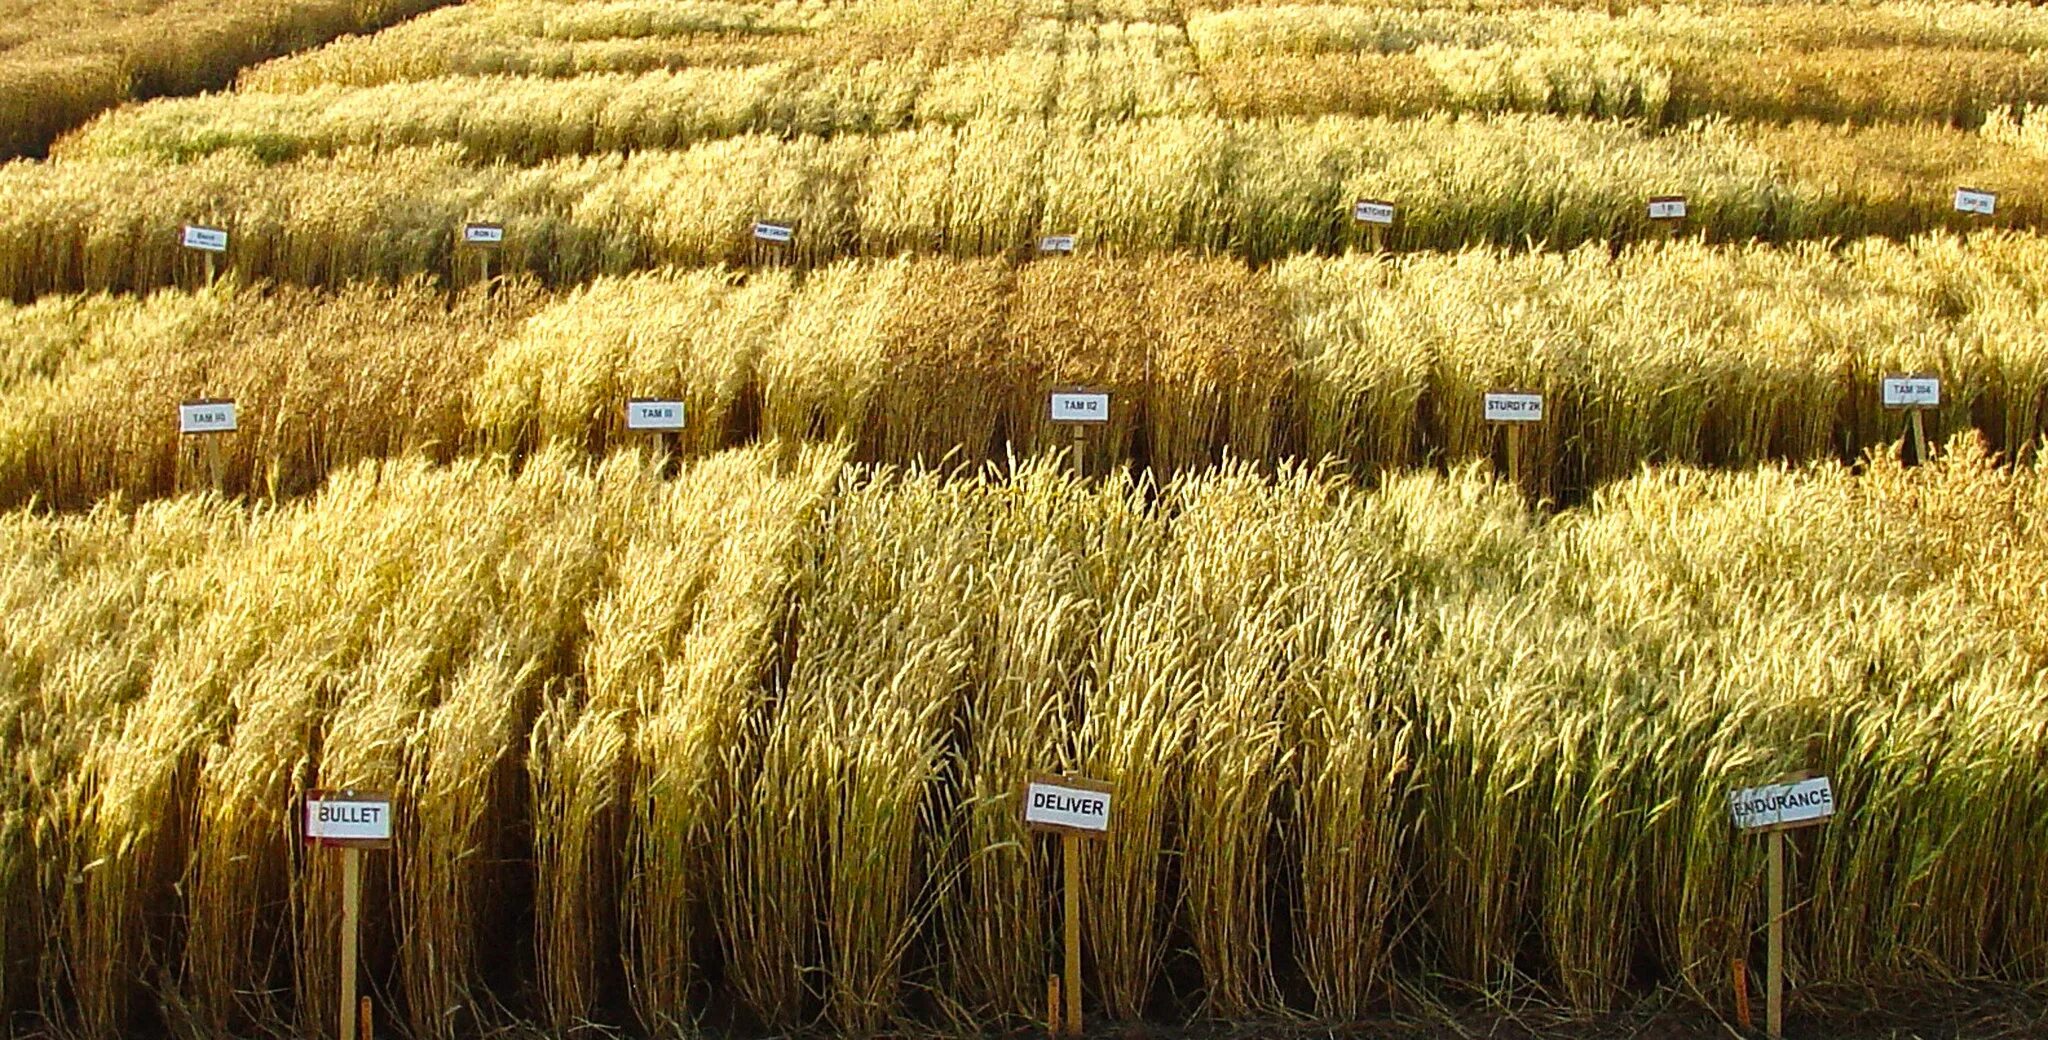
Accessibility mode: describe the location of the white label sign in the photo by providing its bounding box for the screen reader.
[1049,391,1110,424]
[625,398,685,431]
[1483,392,1543,423]
[1023,778,1113,835]
[1039,235,1077,254]
[179,400,237,434]
[1352,199,1397,226]
[1882,376,1940,409]
[1647,196,1687,221]
[753,221,795,244]
[1730,776,1835,831]
[463,223,505,245]
[304,792,394,845]
[182,225,229,253]
[1954,187,1997,216]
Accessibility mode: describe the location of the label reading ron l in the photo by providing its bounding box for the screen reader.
[753,221,795,244]
[1955,187,1997,216]
[1352,199,1397,226]
[1729,776,1835,831]
[1483,392,1543,423]
[1647,195,1687,221]
[1882,375,1940,409]
[625,398,685,431]
[304,792,394,845]
[463,223,505,246]
[1023,778,1113,835]
[182,225,229,253]
[179,400,238,435]
[1049,391,1110,423]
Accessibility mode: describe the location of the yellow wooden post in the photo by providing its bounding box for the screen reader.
[1062,833,1082,1037]
[340,847,362,1040]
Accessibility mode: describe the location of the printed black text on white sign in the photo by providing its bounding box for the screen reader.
[1023,778,1113,836]
[305,792,395,847]
[182,225,229,253]
[1882,376,1940,409]
[1484,392,1543,423]
[1353,199,1397,226]
[1050,391,1110,423]
[1039,235,1077,254]
[625,399,685,431]
[463,223,505,246]
[1730,776,1834,831]
[1954,187,1996,216]
[179,401,238,435]
[753,222,795,244]
[1647,196,1687,221]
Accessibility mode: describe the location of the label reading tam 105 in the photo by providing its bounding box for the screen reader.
[463,223,505,245]
[1023,778,1113,835]
[753,222,795,243]
[179,401,237,434]
[1049,391,1110,423]
[1954,187,1997,215]
[182,225,229,252]
[1353,199,1397,226]
[1647,196,1687,221]
[625,398,685,431]
[1882,376,1940,408]
[1483,392,1543,423]
[1039,235,1077,254]
[1729,776,1834,831]
[305,792,394,846]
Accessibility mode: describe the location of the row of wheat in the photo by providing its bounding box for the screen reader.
[3,442,2043,1039]
[5,236,2045,510]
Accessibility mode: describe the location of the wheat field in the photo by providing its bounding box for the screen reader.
[7,0,2048,1036]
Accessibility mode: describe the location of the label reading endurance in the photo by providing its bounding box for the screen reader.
[182,225,229,253]
[1730,777,1834,831]
[1353,199,1397,226]
[1647,195,1687,221]
[1882,376,1940,408]
[1954,187,1997,216]
[1049,391,1110,423]
[179,400,237,434]
[1483,392,1543,423]
[625,398,685,431]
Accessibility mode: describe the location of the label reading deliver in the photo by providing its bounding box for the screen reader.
[1647,196,1687,221]
[1729,776,1835,831]
[1023,777,1113,836]
[753,221,795,244]
[182,225,229,253]
[1039,235,1078,254]
[1353,199,1397,226]
[625,398,685,431]
[1954,187,1997,216]
[304,792,394,847]
[179,400,237,435]
[1882,375,1941,409]
[1049,391,1110,424]
[1483,392,1543,423]
[463,223,505,246]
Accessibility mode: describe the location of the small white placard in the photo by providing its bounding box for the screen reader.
[463,222,505,245]
[1023,777,1113,836]
[1483,392,1543,423]
[625,398,685,431]
[182,225,229,253]
[1352,199,1397,226]
[753,221,795,244]
[179,400,237,434]
[1730,776,1835,831]
[305,792,394,846]
[1049,391,1110,424]
[1039,235,1077,254]
[1647,195,1687,221]
[1954,187,1997,216]
[1882,375,1941,409]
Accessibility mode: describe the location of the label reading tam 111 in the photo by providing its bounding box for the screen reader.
[463,223,505,245]
[1483,392,1543,423]
[1049,391,1110,423]
[753,221,795,243]
[1647,196,1687,221]
[179,401,237,434]
[182,225,229,252]
[1882,376,1940,409]
[625,398,684,431]
[1729,776,1834,831]
[1954,187,1996,215]
[1353,199,1397,226]
[1023,778,1113,835]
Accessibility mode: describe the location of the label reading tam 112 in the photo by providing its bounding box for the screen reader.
[1647,196,1687,221]
[625,398,685,431]
[1483,392,1543,423]
[1954,187,1997,215]
[1729,776,1834,831]
[753,221,795,243]
[463,223,505,245]
[182,225,229,252]
[1882,376,1940,408]
[1049,391,1110,423]
[1353,199,1397,226]
[179,401,237,434]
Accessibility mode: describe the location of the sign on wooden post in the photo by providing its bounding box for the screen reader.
[1352,198,1396,252]
[305,790,393,1040]
[625,398,685,432]
[752,220,796,244]
[183,224,228,284]
[1882,373,1940,463]
[1038,235,1078,255]
[1647,195,1688,222]
[1049,390,1110,478]
[462,222,505,282]
[179,400,238,435]
[1730,774,1833,1040]
[1484,391,1542,488]
[1954,187,1997,216]
[1023,776,1114,1039]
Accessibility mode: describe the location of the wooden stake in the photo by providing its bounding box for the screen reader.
[1366,224,1384,254]
[203,435,225,494]
[1766,827,1784,1039]
[1063,832,1081,1038]
[359,996,372,1040]
[1732,957,1752,1030]
[340,846,362,1040]
[1047,974,1062,1037]
[1071,427,1086,480]
[203,253,217,286]
[1909,408,1929,465]
[1506,424,1521,489]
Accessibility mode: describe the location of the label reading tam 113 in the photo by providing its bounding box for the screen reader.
[1882,376,1940,409]
[179,401,237,434]
[1647,196,1687,221]
[1353,199,1397,226]
[1729,776,1834,831]
[1049,391,1110,423]
[1954,187,1997,215]
[1023,778,1113,835]
[182,225,229,253]
[753,221,795,243]
[625,398,685,431]
[1483,392,1543,423]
